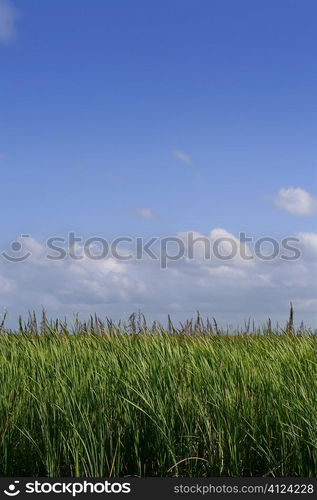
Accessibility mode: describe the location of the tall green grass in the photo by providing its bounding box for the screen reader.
[0,324,316,477]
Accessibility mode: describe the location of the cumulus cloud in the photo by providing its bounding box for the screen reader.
[274,187,317,216]
[132,208,158,219]
[295,233,317,261]
[0,0,18,44]
[177,228,254,267]
[0,229,316,327]
[172,149,191,164]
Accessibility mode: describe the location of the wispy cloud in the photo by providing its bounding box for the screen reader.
[172,149,191,164]
[274,187,317,216]
[132,208,158,220]
[0,0,18,44]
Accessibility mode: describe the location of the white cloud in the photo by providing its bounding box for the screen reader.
[172,149,191,164]
[132,208,157,219]
[274,187,317,216]
[0,0,18,44]
[178,228,254,267]
[0,229,316,327]
[207,266,245,279]
[296,233,317,261]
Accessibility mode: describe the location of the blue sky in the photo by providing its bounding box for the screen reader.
[0,0,316,326]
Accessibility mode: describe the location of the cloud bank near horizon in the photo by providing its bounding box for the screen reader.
[0,228,316,327]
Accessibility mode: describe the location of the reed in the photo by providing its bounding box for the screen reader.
[0,314,316,477]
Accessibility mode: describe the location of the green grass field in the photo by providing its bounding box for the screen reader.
[0,314,316,477]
